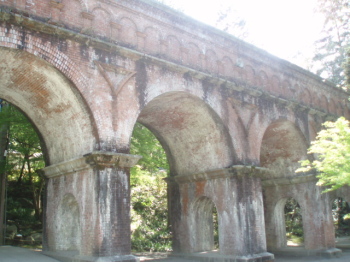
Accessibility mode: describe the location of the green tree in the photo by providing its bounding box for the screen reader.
[284,199,304,244]
[0,103,45,240]
[311,0,350,87]
[130,123,171,252]
[333,197,350,236]
[299,117,350,192]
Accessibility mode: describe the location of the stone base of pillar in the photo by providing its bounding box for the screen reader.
[43,251,140,262]
[170,251,274,262]
[319,248,342,258]
[271,247,342,259]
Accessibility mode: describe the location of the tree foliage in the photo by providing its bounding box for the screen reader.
[312,0,350,87]
[130,123,171,252]
[0,102,45,239]
[285,199,304,243]
[299,117,350,192]
[333,197,350,236]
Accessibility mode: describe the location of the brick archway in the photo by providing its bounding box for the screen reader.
[0,47,96,164]
[0,0,348,261]
[137,91,235,177]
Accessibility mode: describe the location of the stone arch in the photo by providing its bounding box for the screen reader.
[56,193,81,251]
[0,47,96,164]
[281,80,292,98]
[337,102,344,116]
[187,43,202,68]
[259,120,308,179]
[144,27,161,54]
[61,0,85,28]
[244,65,256,86]
[119,17,138,47]
[136,92,235,177]
[313,95,321,110]
[190,196,218,252]
[329,99,337,115]
[166,35,181,61]
[299,88,312,106]
[220,56,234,77]
[205,49,218,73]
[320,95,328,113]
[270,197,304,249]
[91,7,112,38]
[258,70,269,89]
[270,75,280,94]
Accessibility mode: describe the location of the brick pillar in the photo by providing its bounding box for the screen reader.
[173,166,274,262]
[262,175,341,257]
[301,184,339,252]
[42,151,141,262]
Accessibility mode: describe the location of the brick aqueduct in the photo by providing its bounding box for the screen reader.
[1,0,350,261]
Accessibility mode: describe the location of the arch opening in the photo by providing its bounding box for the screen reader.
[0,47,96,251]
[130,122,172,253]
[0,47,96,165]
[192,196,219,252]
[284,198,304,246]
[0,101,46,246]
[137,91,235,177]
[130,92,230,255]
[332,197,350,238]
[272,198,304,248]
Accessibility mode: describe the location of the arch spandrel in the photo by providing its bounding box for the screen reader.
[0,47,96,165]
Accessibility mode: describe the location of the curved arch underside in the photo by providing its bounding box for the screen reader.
[260,120,308,178]
[137,92,234,176]
[0,47,95,165]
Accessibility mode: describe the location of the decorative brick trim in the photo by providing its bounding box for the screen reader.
[110,22,121,29]
[94,61,136,96]
[160,39,168,47]
[81,12,95,21]
[42,152,141,178]
[136,31,146,38]
[49,1,64,10]
[262,173,317,187]
[0,10,343,119]
[173,165,270,184]
[180,47,188,54]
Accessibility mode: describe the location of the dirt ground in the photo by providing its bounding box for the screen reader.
[2,245,350,262]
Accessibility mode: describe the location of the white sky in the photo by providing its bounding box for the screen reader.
[160,0,324,68]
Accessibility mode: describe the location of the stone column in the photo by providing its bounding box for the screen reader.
[301,183,339,255]
[172,166,274,262]
[262,174,341,257]
[42,151,141,262]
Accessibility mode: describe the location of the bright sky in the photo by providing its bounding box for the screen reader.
[160,0,324,68]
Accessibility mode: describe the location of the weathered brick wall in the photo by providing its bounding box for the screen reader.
[0,0,349,261]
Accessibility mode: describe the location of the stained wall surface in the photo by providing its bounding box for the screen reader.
[0,0,349,261]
